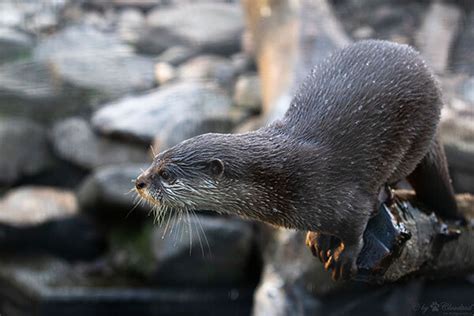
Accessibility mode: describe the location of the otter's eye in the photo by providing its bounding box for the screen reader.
[160,170,171,181]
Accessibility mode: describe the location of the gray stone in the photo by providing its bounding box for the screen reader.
[34,25,156,98]
[153,113,238,150]
[91,82,234,144]
[451,11,474,75]
[233,74,262,112]
[0,27,33,63]
[416,2,461,74]
[452,170,474,194]
[117,8,146,44]
[0,0,67,33]
[77,163,150,217]
[0,187,105,261]
[0,256,253,315]
[154,62,177,85]
[137,3,243,55]
[0,186,78,226]
[252,229,339,316]
[441,112,474,173]
[0,60,102,123]
[155,45,198,66]
[151,215,254,286]
[51,117,149,170]
[459,77,474,105]
[0,118,52,184]
[178,55,237,88]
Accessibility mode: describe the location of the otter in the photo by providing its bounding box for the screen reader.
[135,40,462,280]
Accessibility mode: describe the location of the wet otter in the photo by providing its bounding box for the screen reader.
[135,40,461,280]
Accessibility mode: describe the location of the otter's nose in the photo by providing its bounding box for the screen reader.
[135,174,149,191]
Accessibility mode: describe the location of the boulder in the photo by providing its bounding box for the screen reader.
[0,61,88,122]
[0,0,68,33]
[91,82,234,144]
[155,45,198,66]
[0,27,33,63]
[451,11,474,75]
[34,25,156,99]
[0,186,78,226]
[416,1,461,74]
[151,215,255,286]
[77,163,151,220]
[51,117,149,170]
[154,62,177,85]
[0,118,52,184]
[136,3,243,55]
[177,55,237,88]
[233,74,262,112]
[0,186,104,261]
[117,8,146,44]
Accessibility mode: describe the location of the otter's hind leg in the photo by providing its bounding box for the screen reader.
[407,136,462,220]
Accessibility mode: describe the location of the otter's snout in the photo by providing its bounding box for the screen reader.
[135,171,152,191]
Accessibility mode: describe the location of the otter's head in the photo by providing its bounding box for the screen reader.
[134,131,300,226]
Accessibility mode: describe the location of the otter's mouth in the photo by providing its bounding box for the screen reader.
[136,188,160,205]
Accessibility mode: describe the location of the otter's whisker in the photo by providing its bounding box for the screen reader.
[192,209,212,258]
[185,209,194,255]
[150,145,157,158]
[126,195,142,218]
[162,209,174,239]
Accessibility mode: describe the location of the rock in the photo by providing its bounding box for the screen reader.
[151,215,255,286]
[0,216,106,261]
[154,62,176,85]
[153,112,239,150]
[137,3,243,55]
[233,74,262,112]
[0,118,52,185]
[84,0,162,10]
[155,45,198,66]
[441,112,474,174]
[77,163,150,220]
[0,27,33,63]
[451,11,474,75]
[0,186,78,226]
[416,1,462,74]
[231,52,256,74]
[332,1,424,44]
[34,25,156,99]
[0,257,253,316]
[0,61,88,122]
[117,8,146,44]
[452,170,474,194]
[352,25,374,39]
[458,76,474,106]
[91,82,234,144]
[0,0,67,33]
[0,186,104,260]
[178,55,237,88]
[252,229,334,316]
[51,117,149,170]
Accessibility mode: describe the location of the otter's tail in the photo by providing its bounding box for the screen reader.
[407,136,462,220]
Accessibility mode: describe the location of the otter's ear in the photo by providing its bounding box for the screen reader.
[209,159,224,178]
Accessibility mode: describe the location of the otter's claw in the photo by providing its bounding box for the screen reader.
[327,245,358,281]
[305,232,341,264]
[306,231,358,281]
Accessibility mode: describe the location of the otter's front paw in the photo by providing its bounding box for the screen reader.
[305,231,341,263]
[324,244,358,281]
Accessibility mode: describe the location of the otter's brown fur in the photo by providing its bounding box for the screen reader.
[136,40,461,280]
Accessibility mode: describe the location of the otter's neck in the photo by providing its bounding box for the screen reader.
[205,129,327,230]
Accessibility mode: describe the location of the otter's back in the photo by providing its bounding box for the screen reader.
[282,40,442,185]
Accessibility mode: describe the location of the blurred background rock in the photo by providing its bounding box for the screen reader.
[0,0,472,315]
